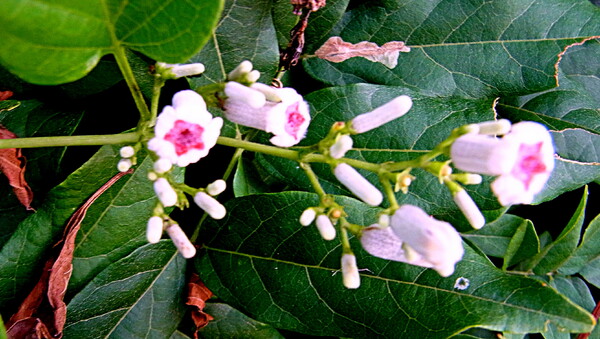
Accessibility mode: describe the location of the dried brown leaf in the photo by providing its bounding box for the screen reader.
[314,36,410,68]
[187,274,214,338]
[0,125,34,210]
[7,317,52,339]
[0,91,14,101]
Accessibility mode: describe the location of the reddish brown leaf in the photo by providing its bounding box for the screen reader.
[0,125,34,210]
[7,170,133,338]
[187,274,214,338]
[0,91,14,101]
[7,317,52,339]
[315,36,410,69]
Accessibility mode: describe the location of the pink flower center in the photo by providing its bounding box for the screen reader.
[513,142,547,189]
[165,120,205,156]
[285,103,305,139]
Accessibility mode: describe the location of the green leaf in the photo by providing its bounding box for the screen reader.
[499,38,600,134]
[196,192,595,337]
[503,219,539,270]
[526,186,588,274]
[0,0,224,84]
[559,212,600,275]
[579,256,600,289]
[0,315,6,339]
[188,0,279,88]
[198,303,284,339]
[304,0,600,97]
[463,214,531,259]
[232,157,270,197]
[64,241,187,338]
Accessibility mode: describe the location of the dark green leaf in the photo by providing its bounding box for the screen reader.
[0,0,224,84]
[198,303,284,339]
[64,241,187,338]
[503,219,539,269]
[579,257,600,289]
[196,192,595,337]
[232,157,270,197]
[463,214,530,258]
[559,212,600,275]
[304,0,600,97]
[526,187,588,274]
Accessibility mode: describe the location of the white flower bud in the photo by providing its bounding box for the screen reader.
[117,158,132,172]
[225,81,266,109]
[453,190,485,229]
[299,208,317,226]
[315,214,336,240]
[154,178,178,207]
[350,95,412,134]
[153,158,172,174]
[157,62,205,78]
[378,214,390,227]
[119,146,135,158]
[476,119,511,135]
[250,82,282,102]
[329,135,353,159]
[147,171,158,181]
[206,179,227,196]
[227,60,253,80]
[333,163,383,206]
[194,192,226,219]
[246,70,260,83]
[146,216,164,243]
[341,254,360,289]
[166,224,196,258]
[450,134,519,176]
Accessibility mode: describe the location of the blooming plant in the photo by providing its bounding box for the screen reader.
[0,1,599,338]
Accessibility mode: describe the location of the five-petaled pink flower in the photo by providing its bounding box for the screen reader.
[148,90,223,167]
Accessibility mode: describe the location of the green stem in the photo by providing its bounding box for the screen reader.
[339,218,352,253]
[150,77,166,128]
[0,132,140,148]
[380,177,399,210]
[300,162,327,198]
[113,47,152,128]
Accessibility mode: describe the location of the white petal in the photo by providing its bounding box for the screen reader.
[451,134,519,175]
[225,81,266,109]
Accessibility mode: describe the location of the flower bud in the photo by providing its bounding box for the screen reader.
[476,119,511,135]
[157,62,205,78]
[120,146,135,158]
[224,81,266,109]
[341,254,360,289]
[206,179,227,196]
[450,134,519,176]
[299,208,317,226]
[246,70,261,83]
[227,60,253,81]
[146,216,164,243]
[315,214,336,240]
[166,224,196,258]
[194,192,226,219]
[117,158,132,172]
[329,135,353,159]
[153,158,172,174]
[333,163,383,206]
[453,190,485,229]
[154,178,178,207]
[350,95,412,134]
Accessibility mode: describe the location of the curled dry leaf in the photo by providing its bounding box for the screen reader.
[6,170,133,339]
[0,125,34,210]
[0,90,14,101]
[187,273,214,338]
[314,36,410,69]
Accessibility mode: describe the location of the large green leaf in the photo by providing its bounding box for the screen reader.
[196,192,595,337]
[499,38,600,133]
[0,0,224,84]
[303,0,600,98]
[199,303,284,339]
[558,212,600,275]
[463,214,532,259]
[64,241,187,338]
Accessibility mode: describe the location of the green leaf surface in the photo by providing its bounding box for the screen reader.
[579,256,600,289]
[499,38,600,133]
[198,303,284,339]
[196,192,595,337]
[188,0,280,88]
[0,0,224,84]
[559,212,600,275]
[64,241,187,338]
[527,186,588,274]
[503,219,539,270]
[304,0,600,97]
[232,157,270,197]
[463,214,532,259]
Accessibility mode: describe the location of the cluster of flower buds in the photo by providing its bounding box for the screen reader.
[223,61,311,147]
[146,216,196,258]
[117,145,136,172]
[299,207,341,240]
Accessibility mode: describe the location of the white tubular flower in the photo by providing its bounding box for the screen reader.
[341,253,360,289]
[227,60,253,81]
[450,134,519,176]
[299,208,317,226]
[148,90,223,167]
[166,224,196,258]
[453,190,485,229]
[206,179,227,196]
[194,192,226,219]
[390,205,464,277]
[224,84,311,147]
[333,163,383,206]
[315,214,336,240]
[153,158,172,174]
[476,119,511,135]
[349,95,413,134]
[120,146,135,158]
[146,216,164,244]
[154,178,178,207]
[329,135,353,159]
[360,225,434,268]
[157,62,205,78]
[117,158,132,172]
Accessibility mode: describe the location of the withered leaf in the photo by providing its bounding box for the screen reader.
[0,125,34,210]
[7,170,133,339]
[0,90,14,101]
[314,36,410,69]
[187,273,214,338]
